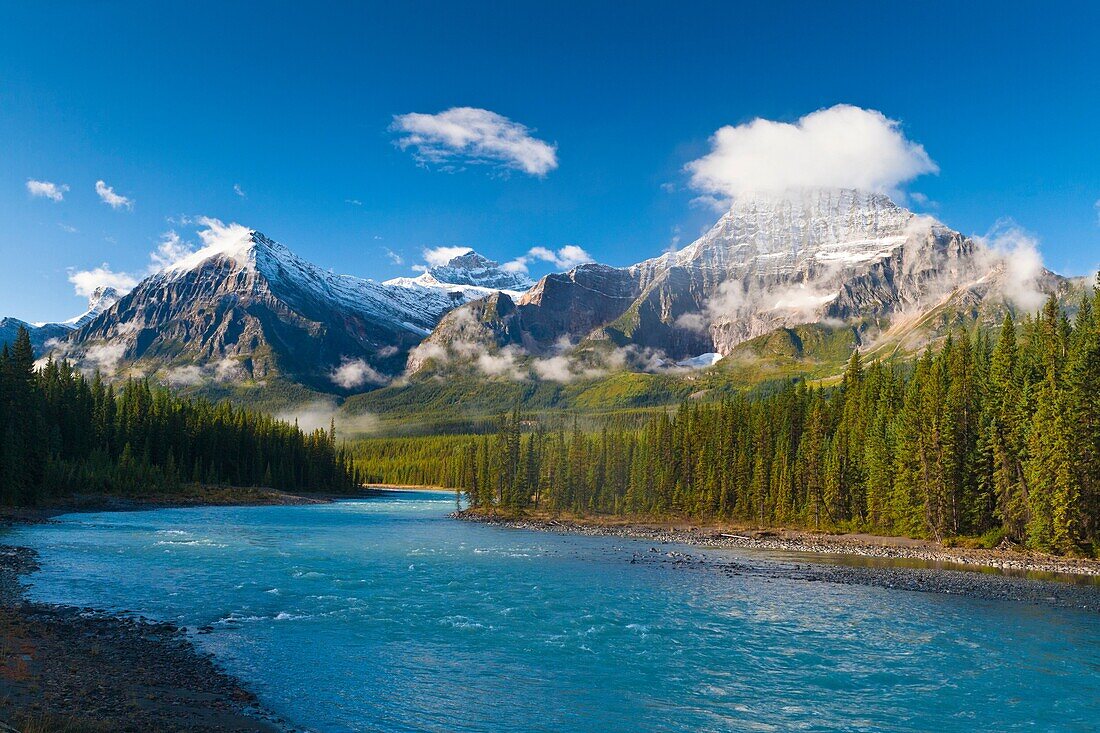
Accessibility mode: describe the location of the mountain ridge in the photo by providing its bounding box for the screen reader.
[409,188,1068,380]
[33,229,531,398]
[3,188,1077,414]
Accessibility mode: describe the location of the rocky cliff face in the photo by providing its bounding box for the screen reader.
[412,188,1065,375]
[51,229,528,393]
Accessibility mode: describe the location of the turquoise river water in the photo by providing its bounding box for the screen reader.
[7,491,1100,732]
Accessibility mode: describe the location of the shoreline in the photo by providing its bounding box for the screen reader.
[0,544,290,732]
[453,511,1100,577]
[455,512,1100,612]
[0,487,357,732]
[362,483,458,492]
[0,485,346,528]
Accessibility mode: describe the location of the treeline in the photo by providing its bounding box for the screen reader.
[0,327,361,505]
[364,290,1100,555]
[351,434,480,487]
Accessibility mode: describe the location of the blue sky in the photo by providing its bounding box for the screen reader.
[2,1,1098,322]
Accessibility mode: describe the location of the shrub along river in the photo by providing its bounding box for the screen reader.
[8,490,1099,732]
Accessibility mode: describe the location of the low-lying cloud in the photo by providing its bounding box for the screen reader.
[330,358,389,389]
[274,401,381,437]
[975,222,1047,313]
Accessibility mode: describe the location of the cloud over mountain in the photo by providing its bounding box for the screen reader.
[686,104,937,201]
[503,245,594,274]
[68,265,139,299]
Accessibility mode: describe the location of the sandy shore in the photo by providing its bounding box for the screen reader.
[456,512,1100,612]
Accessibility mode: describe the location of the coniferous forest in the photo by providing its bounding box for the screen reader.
[0,326,360,506]
[359,291,1100,555]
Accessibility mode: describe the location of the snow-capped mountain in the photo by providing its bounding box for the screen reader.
[383,250,532,303]
[0,318,70,353]
[391,250,532,291]
[49,227,529,393]
[1,286,122,352]
[411,188,1067,375]
[58,286,121,329]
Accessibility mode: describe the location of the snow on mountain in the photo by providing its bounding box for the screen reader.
[47,226,529,392]
[676,352,722,369]
[419,250,532,290]
[413,187,1066,379]
[384,250,532,307]
[646,188,920,277]
[2,286,122,352]
[58,286,121,329]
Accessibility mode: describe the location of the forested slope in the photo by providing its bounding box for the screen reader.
[0,327,360,505]
[356,290,1100,555]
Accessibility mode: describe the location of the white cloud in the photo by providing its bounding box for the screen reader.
[384,248,404,266]
[214,358,243,382]
[476,346,526,380]
[165,365,205,387]
[422,246,473,267]
[27,179,69,201]
[504,244,594,274]
[67,219,248,300]
[975,222,1047,313]
[95,180,134,210]
[391,107,558,176]
[768,282,839,316]
[345,199,363,206]
[685,104,937,200]
[529,245,593,269]
[68,265,139,299]
[909,191,939,209]
[84,343,127,374]
[68,229,201,300]
[273,401,380,436]
[148,231,197,270]
[233,183,246,198]
[57,223,79,234]
[330,358,388,389]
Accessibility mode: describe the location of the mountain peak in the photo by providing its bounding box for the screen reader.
[87,286,120,308]
[726,187,901,211]
[160,224,286,277]
[59,285,122,329]
[411,250,533,291]
[661,186,920,272]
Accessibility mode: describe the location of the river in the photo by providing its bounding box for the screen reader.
[8,491,1099,732]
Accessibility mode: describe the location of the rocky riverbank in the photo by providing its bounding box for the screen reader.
[0,486,337,529]
[0,490,334,732]
[0,543,290,733]
[456,512,1100,612]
